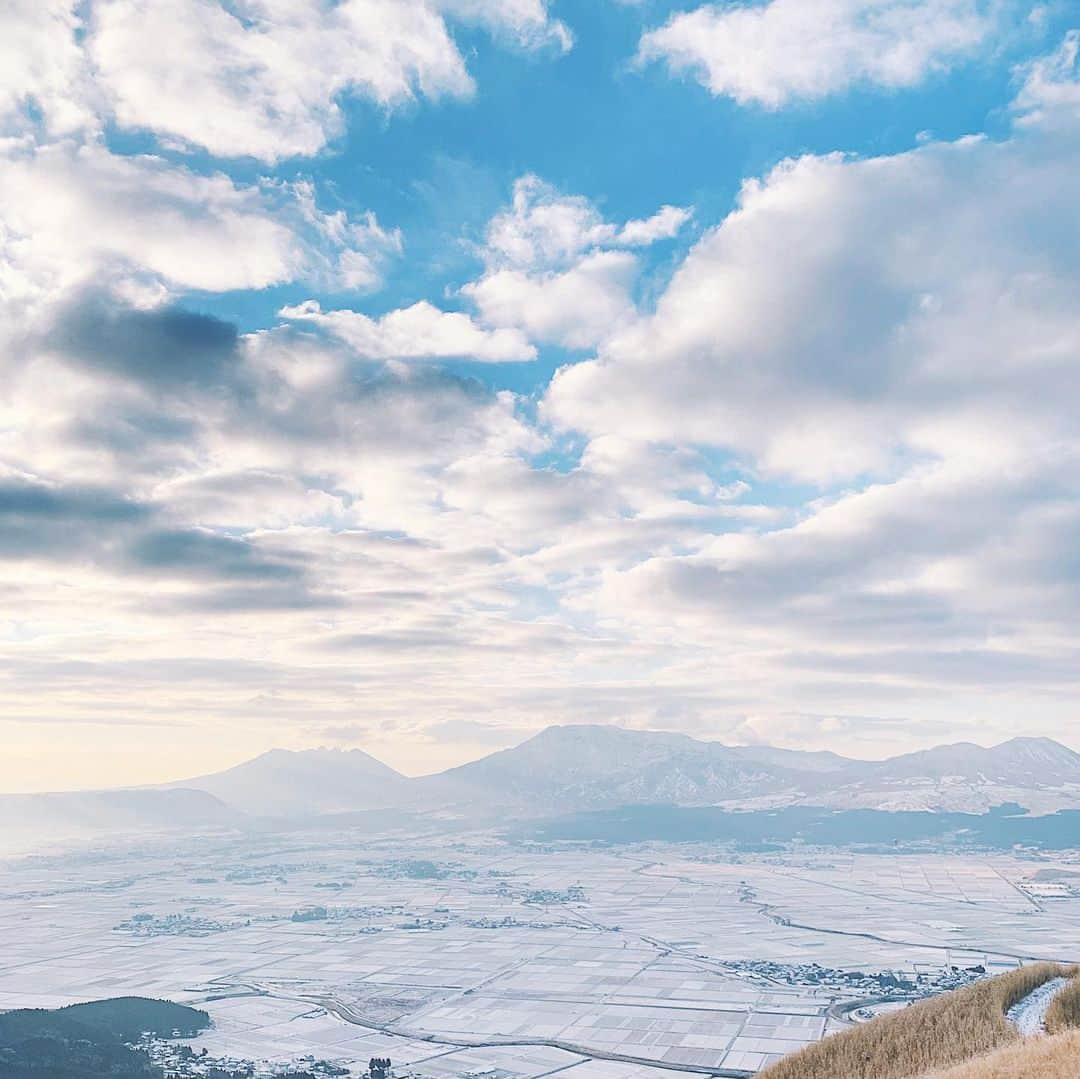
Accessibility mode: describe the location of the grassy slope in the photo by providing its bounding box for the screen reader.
[1046,973,1080,1033]
[922,1029,1080,1078]
[759,963,1077,1079]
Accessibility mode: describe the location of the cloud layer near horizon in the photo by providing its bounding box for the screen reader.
[1,3,1079,790]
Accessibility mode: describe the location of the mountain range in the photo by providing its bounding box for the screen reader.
[6,724,1080,844]
[411,726,1080,816]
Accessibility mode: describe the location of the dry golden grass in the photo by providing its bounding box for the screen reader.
[1046,971,1080,1034]
[921,1028,1080,1078]
[758,963,1076,1079]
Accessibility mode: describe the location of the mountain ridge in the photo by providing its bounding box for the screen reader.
[10,725,1080,834]
[166,724,1080,818]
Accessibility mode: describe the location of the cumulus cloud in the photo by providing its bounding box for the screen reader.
[638,0,999,107]
[89,0,470,161]
[479,175,690,270]
[538,45,1080,733]
[592,454,1080,650]
[0,142,398,312]
[3,5,1080,782]
[0,1,95,136]
[3,2,570,164]
[82,0,569,162]
[278,299,536,361]
[545,113,1080,480]
[464,250,640,351]
[0,291,551,651]
[462,175,692,350]
[2,285,541,517]
[0,474,333,612]
[617,205,695,246]
[45,298,240,387]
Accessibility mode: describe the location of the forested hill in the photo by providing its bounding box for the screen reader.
[0,996,209,1079]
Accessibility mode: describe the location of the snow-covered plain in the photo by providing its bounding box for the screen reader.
[2,827,1079,1076]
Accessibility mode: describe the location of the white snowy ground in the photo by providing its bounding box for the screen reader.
[4,834,1080,1075]
[1005,977,1071,1038]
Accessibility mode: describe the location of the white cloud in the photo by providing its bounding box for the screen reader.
[0,143,296,304]
[2,1,571,164]
[84,0,569,163]
[462,175,692,349]
[580,436,730,509]
[481,175,619,270]
[4,11,1080,783]
[1014,28,1080,124]
[532,44,1080,736]
[0,1,95,136]
[278,299,537,361]
[285,185,403,292]
[0,142,401,314]
[618,205,694,246]
[89,0,470,162]
[225,328,540,475]
[480,174,690,271]
[589,448,1080,679]
[441,0,573,53]
[464,251,640,351]
[638,0,998,108]
[544,102,1080,480]
[440,454,616,543]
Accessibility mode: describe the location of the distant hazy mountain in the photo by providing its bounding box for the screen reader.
[0,788,240,848]
[812,736,1080,814]
[162,747,408,817]
[410,724,816,813]
[726,743,852,774]
[863,737,1080,786]
[12,727,1080,840]
[407,725,1080,816]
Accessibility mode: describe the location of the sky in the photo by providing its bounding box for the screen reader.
[2,0,1079,792]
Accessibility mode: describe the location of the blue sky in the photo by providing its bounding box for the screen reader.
[2,0,1080,790]
[189,4,1069,353]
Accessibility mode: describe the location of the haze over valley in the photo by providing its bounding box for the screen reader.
[6,724,1080,850]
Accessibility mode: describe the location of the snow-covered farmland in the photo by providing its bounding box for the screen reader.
[2,829,1079,1076]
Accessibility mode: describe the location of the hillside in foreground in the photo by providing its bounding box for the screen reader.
[761,963,1080,1079]
[925,1029,1080,1077]
[0,997,209,1079]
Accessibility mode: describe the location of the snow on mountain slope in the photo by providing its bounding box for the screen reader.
[29,725,1080,826]
[800,736,1080,813]
[409,726,1080,816]
[410,725,834,813]
[861,737,1080,786]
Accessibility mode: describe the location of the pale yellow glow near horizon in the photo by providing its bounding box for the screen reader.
[0,727,500,794]
[4,712,1077,795]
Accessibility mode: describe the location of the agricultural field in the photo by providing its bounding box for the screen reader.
[2,827,1079,1077]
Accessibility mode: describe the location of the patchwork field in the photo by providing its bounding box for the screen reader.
[2,827,1079,1077]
